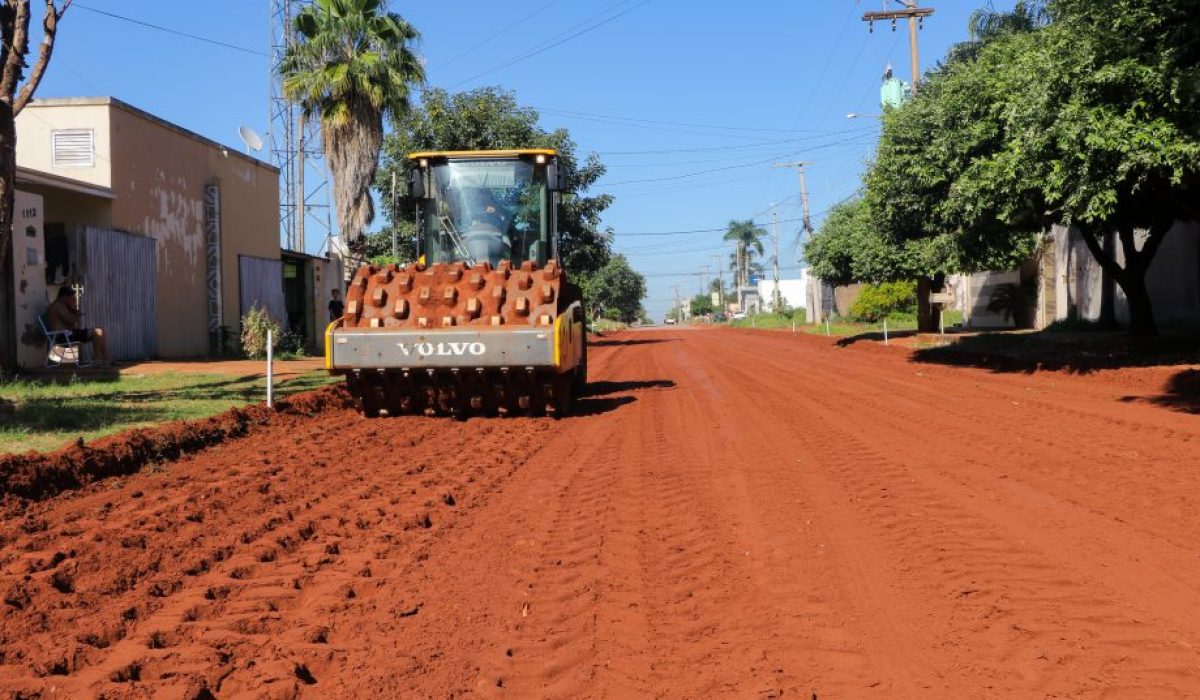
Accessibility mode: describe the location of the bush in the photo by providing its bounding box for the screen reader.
[849,281,917,322]
[240,306,283,359]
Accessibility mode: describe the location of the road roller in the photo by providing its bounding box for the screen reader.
[325,149,587,417]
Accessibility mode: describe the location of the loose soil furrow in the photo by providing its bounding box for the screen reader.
[2,327,1198,698]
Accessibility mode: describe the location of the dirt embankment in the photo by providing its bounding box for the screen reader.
[1,328,1199,698]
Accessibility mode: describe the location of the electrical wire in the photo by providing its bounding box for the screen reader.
[430,0,567,71]
[73,3,267,57]
[449,0,652,88]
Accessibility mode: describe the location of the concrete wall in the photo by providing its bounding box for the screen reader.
[757,274,808,311]
[16,101,112,189]
[11,190,47,367]
[960,270,1020,329]
[1044,222,1200,328]
[107,103,280,357]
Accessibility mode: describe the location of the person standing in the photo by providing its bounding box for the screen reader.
[328,288,345,322]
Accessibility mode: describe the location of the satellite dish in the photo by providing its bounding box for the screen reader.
[238,125,264,154]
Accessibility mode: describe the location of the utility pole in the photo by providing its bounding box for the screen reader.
[390,170,398,260]
[700,265,710,296]
[673,285,682,323]
[773,162,814,240]
[771,210,782,312]
[711,254,725,309]
[863,1,934,94]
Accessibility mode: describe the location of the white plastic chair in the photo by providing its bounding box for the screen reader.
[37,316,90,368]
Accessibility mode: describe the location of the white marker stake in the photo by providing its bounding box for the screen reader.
[825,319,830,336]
[266,328,274,408]
[884,319,889,345]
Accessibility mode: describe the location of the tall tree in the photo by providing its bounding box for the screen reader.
[868,0,1200,335]
[577,254,647,323]
[722,219,766,288]
[376,86,615,279]
[279,0,423,246]
[0,0,71,372]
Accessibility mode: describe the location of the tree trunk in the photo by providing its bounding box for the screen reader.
[0,98,15,373]
[1077,222,1168,337]
[1118,270,1157,337]
[916,278,934,332]
[1098,228,1117,329]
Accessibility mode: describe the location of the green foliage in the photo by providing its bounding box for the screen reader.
[848,282,918,323]
[723,219,767,284]
[986,279,1038,327]
[864,0,1200,334]
[689,293,715,317]
[577,254,647,324]
[805,198,964,284]
[377,86,615,279]
[279,0,424,243]
[240,306,283,360]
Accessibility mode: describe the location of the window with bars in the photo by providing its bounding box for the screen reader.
[51,129,94,168]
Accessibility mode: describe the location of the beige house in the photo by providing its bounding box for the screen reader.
[9,96,307,365]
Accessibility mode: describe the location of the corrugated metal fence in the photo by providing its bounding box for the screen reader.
[81,226,158,360]
[238,255,287,326]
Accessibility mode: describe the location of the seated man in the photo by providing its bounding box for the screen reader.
[46,286,110,366]
[463,193,512,264]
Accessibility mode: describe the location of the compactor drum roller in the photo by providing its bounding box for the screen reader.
[325,149,587,417]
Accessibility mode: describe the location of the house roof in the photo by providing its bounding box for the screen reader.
[25,96,279,174]
[16,166,115,199]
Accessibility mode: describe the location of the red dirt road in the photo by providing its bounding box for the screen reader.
[2,327,1200,698]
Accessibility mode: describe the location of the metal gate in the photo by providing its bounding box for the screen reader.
[81,226,157,360]
[239,255,288,326]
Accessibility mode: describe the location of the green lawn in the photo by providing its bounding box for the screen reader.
[0,371,338,455]
[726,310,963,337]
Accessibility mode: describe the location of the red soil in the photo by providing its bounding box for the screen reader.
[1,327,1199,698]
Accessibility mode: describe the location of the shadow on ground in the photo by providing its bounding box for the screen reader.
[584,379,676,396]
[910,331,1200,375]
[1120,369,1200,414]
[835,330,919,347]
[570,379,676,417]
[589,338,673,347]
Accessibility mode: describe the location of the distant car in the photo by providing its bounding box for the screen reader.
[664,317,677,325]
[732,312,747,320]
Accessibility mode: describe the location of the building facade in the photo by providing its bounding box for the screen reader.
[12,96,287,364]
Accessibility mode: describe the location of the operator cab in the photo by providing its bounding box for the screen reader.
[408,150,562,268]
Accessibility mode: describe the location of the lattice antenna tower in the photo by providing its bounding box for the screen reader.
[269,0,332,253]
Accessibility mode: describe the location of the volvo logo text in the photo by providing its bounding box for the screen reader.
[396,341,487,357]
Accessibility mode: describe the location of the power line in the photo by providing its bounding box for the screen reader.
[74,3,268,57]
[537,106,848,135]
[450,0,652,88]
[430,0,566,71]
[599,133,877,187]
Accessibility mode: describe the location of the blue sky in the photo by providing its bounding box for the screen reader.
[38,1,1016,320]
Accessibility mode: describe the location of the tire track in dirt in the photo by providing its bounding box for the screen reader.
[725,331,1200,643]
[0,400,556,697]
[701,329,1200,696]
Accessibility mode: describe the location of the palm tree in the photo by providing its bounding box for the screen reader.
[723,219,766,288]
[279,0,424,244]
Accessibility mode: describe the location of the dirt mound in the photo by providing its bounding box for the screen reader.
[0,385,352,504]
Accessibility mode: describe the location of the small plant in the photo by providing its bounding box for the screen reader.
[849,281,917,323]
[987,279,1037,327]
[240,306,283,359]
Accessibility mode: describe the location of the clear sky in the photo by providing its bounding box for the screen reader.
[37,0,1017,320]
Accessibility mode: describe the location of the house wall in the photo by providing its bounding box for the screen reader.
[16,101,112,189]
[11,190,47,368]
[16,98,281,359]
[960,270,1019,329]
[1045,222,1200,328]
[107,104,280,357]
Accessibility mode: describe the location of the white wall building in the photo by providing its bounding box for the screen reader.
[755,270,809,312]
